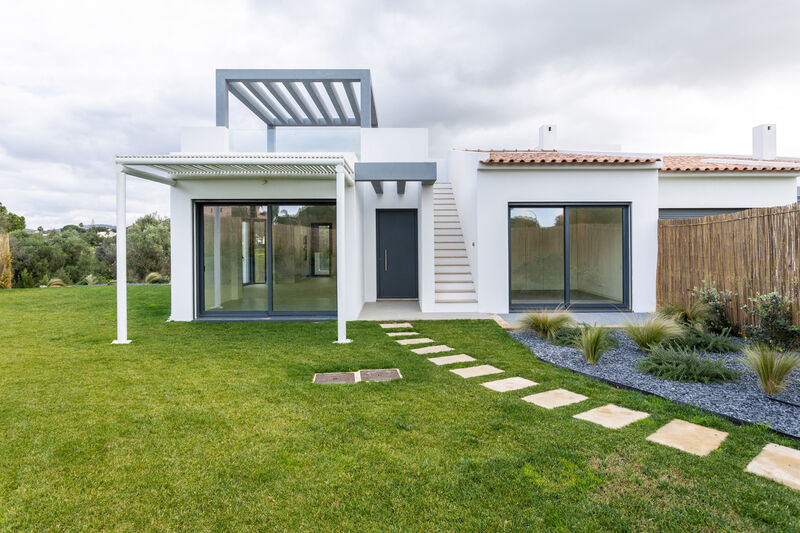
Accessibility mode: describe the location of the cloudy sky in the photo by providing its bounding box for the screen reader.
[2,0,800,228]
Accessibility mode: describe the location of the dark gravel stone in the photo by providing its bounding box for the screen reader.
[509,329,800,438]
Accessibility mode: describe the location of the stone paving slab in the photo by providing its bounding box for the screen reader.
[450,365,504,379]
[573,403,650,429]
[380,322,413,329]
[396,337,435,346]
[359,368,403,382]
[412,345,453,355]
[745,443,800,491]
[386,331,419,337]
[522,388,588,409]
[481,377,538,392]
[646,419,728,456]
[428,354,476,366]
[313,372,359,384]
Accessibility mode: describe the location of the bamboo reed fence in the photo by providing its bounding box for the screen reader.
[657,203,800,327]
[0,233,10,289]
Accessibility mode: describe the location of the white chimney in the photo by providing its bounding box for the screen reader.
[752,124,776,160]
[538,124,557,151]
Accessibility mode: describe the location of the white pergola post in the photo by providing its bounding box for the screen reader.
[334,167,351,343]
[112,167,131,344]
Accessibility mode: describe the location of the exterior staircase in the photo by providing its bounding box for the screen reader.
[433,182,477,306]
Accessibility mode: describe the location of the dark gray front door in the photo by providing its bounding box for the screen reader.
[377,209,418,298]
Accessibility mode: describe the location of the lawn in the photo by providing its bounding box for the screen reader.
[0,286,799,531]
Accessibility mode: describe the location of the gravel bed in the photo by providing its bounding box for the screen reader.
[509,329,800,438]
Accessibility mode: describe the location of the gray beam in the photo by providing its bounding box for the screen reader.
[215,71,229,127]
[283,82,319,126]
[354,162,437,184]
[343,81,361,124]
[370,89,378,127]
[228,83,275,126]
[371,181,383,194]
[217,68,370,82]
[243,82,286,126]
[396,180,406,195]
[265,82,306,125]
[359,71,372,128]
[303,81,332,125]
[267,126,276,152]
[323,81,347,125]
[122,166,176,186]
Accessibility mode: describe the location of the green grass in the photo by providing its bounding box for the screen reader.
[1,286,799,531]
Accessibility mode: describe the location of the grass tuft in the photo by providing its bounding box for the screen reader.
[623,316,683,352]
[46,278,65,287]
[637,345,741,384]
[668,325,739,353]
[572,325,612,365]
[519,308,575,340]
[739,343,800,395]
[658,300,710,325]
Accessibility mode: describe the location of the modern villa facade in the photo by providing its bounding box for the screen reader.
[113,69,800,343]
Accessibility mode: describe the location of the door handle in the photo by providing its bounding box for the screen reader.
[384,249,388,271]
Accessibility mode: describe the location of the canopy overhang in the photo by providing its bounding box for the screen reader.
[354,161,436,194]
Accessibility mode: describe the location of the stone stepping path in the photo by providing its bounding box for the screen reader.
[313,369,402,384]
[380,322,413,329]
[412,344,453,355]
[746,443,800,491]
[573,404,650,429]
[482,377,538,392]
[523,388,588,409]
[646,419,728,456]
[396,337,435,346]
[428,354,476,365]
[450,365,504,379]
[387,331,419,337]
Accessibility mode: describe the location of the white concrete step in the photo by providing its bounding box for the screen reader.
[434,206,458,211]
[434,242,466,250]
[435,265,471,274]
[435,298,478,304]
[435,291,477,300]
[434,229,463,236]
[435,273,473,282]
[434,256,469,266]
[434,281,474,291]
[435,250,467,258]
[434,234,464,243]
[434,215,460,220]
[434,222,461,228]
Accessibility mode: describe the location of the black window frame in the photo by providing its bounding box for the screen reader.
[508,202,631,311]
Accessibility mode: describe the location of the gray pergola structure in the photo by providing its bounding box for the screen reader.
[216,69,378,151]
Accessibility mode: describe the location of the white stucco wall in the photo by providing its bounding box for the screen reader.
[447,150,484,279]
[471,165,660,314]
[659,173,799,208]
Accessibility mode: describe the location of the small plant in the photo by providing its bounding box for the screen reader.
[572,325,612,365]
[552,325,620,349]
[668,325,739,353]
[742,292,800,350]
[623,316,683,352]
[658,300,710,326]
[692,281,735,334]
[47,278,65,287]
[739,343,800,395]
[520,308,575,340]
[145,272,163,284]
[637,345,741,384]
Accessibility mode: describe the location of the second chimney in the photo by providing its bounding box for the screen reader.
[753,124,776,160]
[539,124,557,151]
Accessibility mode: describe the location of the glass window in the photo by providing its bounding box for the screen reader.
[509,207,565,305]
[569,207,623,304]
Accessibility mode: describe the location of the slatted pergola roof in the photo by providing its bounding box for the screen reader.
[216,69,378,129]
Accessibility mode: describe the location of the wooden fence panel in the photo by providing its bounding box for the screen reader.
[657,203,800,328]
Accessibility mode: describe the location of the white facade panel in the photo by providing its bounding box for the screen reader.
[659,174,798,209]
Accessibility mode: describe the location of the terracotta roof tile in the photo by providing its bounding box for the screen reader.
[480,150,660,165]
[661,155,800,172]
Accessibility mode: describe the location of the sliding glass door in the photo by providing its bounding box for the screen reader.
[509,204,628,309]
[198,203,336,317]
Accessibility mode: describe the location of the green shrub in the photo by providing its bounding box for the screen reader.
[623,317,683,352]
[668,325,739,353]
[692,280,735,334]
[17,268,36,288]
[637,345,741,384]
[520,309,575,340]
[742,293,800,350]
[572,326,612,365]
[658,300,710,326]
[739,343,800,395]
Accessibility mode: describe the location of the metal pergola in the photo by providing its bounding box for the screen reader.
[216,69,378,151]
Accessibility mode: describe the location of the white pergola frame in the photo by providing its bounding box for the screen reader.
[113,153,356,345]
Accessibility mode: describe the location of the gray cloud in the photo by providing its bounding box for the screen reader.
[1,0,799,228]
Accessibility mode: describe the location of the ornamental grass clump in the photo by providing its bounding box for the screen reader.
[572,325,612,365]
[520,308,575,340]
[623,316,683,352]
[658,300,710,326]
[637,345,740,384]
[46,278,65,288]
[668,325,739,353]
[739,343,800,395]
[145,272,163,284]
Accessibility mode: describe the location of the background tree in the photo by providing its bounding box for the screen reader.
[0,202,26,233]
[126,214,170,281]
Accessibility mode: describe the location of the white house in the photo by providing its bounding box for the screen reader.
[112,69,800,343]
